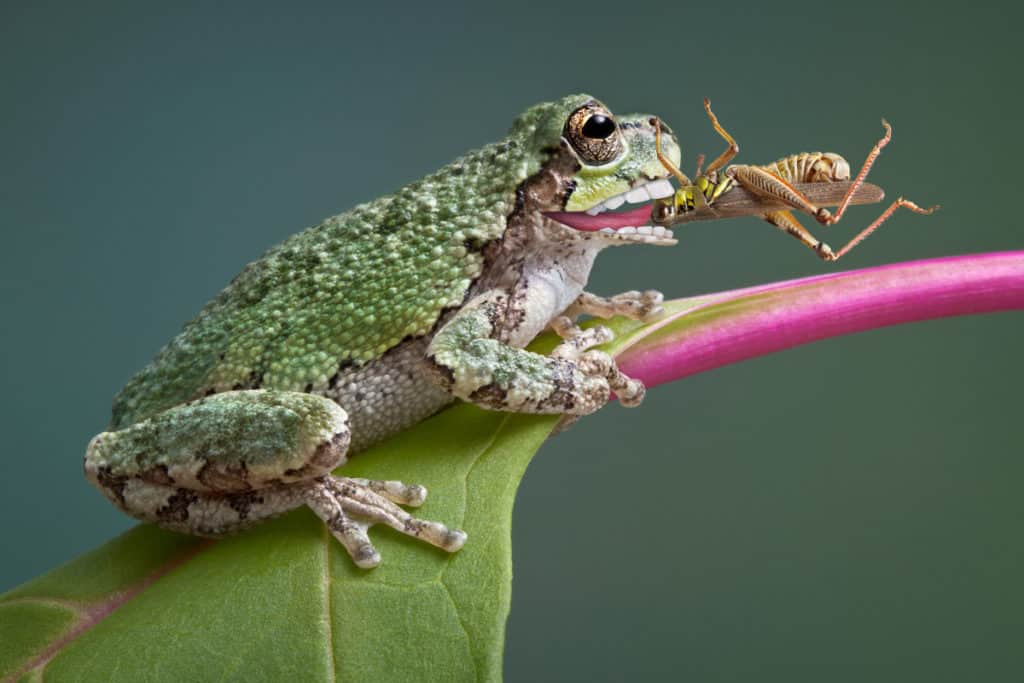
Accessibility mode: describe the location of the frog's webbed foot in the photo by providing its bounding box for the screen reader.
[547,288,659,411]
[304,476,467,569]
[546,315,645,440]
[549,316,644,407]
[564,290,665,322]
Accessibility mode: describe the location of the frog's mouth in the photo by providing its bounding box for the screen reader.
[544,178,677,245]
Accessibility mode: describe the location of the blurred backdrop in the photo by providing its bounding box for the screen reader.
[1,1,1021,680]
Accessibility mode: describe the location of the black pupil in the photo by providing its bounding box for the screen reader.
[582,114,615,139]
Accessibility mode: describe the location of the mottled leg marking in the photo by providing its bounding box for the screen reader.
[577,350,645,407]
[345,477,428,507]
[563,290,665,322]
[548,308,597,438]
[305,476,466,569]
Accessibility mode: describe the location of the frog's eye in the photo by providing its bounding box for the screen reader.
[564,104,622,165]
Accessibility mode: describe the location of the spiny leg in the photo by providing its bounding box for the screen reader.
[730,164,825,218]
[701,98,740,176]
[694,153,706,177]
[763,201,937,262]
[826,119,891,225]
[830,197,938,261]
[755,121,897,227]
[763,210,837,260]
[682,99,739,208]
[730,160,937,260]
[651,115,727,217]
[738,119,937,221]
[651,116,692,186]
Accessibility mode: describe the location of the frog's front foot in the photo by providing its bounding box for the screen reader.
[565,289,665,322]
[549,316,645,408]
[304,476,467,568]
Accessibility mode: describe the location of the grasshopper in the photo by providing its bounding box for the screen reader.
[650,99,938,261]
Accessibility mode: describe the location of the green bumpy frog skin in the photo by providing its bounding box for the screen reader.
[85,94,683,568]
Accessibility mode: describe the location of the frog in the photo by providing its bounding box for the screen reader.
[84,94,683,568]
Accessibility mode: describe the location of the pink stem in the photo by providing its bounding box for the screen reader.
[616,252,1024,389]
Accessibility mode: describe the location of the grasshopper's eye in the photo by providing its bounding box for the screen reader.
[564,104,622,165]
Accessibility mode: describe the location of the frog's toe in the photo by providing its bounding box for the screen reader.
[331,477,466,551]
[442,528,468,552]
[348,477,428,507]
[336,522,381,569]
[305,476,466,567]
[351,541,382,569]
[609,289,664,321]
[304,482,380,568]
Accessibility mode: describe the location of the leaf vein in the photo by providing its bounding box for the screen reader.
[323,525,338,683]
[5,538,213,681]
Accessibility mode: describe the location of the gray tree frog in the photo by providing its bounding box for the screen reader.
[85,94,682,568]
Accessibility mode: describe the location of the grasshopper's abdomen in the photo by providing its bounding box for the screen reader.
[759,152,851,184]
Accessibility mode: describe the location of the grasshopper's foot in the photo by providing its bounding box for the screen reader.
[815,241,837,261]
[305,476,467,569]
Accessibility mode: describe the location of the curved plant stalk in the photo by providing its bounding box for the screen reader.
[611,251,1024,388]
[1,251,1021,682]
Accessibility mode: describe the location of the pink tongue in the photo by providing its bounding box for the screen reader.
[545,203,654,232]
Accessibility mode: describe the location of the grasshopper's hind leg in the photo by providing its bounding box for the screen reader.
[762,210,837,260]
[762,201,937,262]
[828,197,938,260]
[818,120,939,241]
[730,121,938,259]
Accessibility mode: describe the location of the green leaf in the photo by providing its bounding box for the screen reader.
[0,405,558,682]
[6,252,1019,682]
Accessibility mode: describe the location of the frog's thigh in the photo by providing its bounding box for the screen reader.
[85,390,351,533]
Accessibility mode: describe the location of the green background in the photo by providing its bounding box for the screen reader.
[1,1,1021,680]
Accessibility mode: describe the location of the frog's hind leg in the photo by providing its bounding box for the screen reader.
[85,390,466,569]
